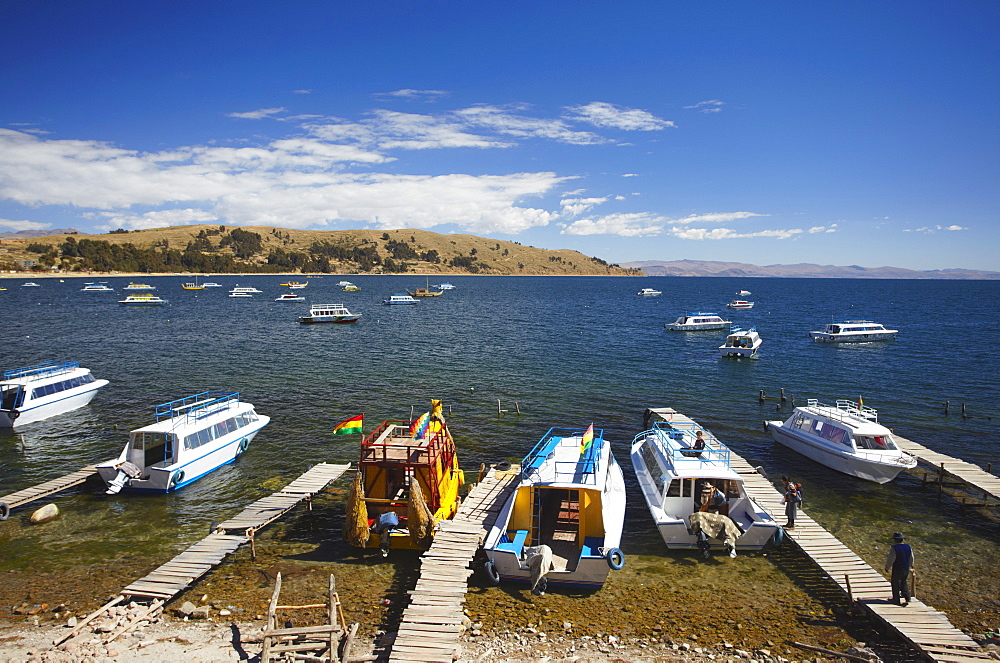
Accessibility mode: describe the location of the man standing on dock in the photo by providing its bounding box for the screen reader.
[885,532,914,606]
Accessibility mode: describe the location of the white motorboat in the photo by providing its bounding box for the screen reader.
[382,293,417,305]
[1,361,108,428]
[21,282,41,287]
[201,281,223,288]
[123,282,156,291]
[81,283,114,292]
[274,293,306,302]
[336,280,354,287]
[298,303,361,324]
[727,300,754,309]
[737,290,751,296]
[810,320,898,342]
[119,293,168,306]
[342,283,360,291]
[766,399,917,483]
[665,311,731,331]
[434,283,456,290]
[638,288,662,297]
[97,392,270,493]
[630,419,778,555]
[229,286,262,297]
[719,326,762,358]
[482,426,627,591]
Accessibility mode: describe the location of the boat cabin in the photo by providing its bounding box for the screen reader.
[786,399,900,452]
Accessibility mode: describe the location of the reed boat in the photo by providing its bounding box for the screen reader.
[630,419,778,557]
[766,399,917,483]
[344,400,464,555]
[97,391,270,493]
[1,361,108,428]
[481,425,627,592]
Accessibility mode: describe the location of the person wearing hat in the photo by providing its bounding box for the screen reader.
[780,480,802,528]
[884,532,914,606]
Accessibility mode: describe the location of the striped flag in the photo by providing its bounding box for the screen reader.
[332,415,363,436]
[580,423,595,455]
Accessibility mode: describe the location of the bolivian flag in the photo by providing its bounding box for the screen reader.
[332,415,363,436]
[579,423,595,455]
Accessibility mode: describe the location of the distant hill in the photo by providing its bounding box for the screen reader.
[0,228,79,240]
[0,225,640,276]
[623,259,999,280]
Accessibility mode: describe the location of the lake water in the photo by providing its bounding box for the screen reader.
[1,275,998,643]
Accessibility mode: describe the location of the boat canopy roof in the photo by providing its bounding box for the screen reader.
[790,399,890,433]
[634,422,739,480]
[685,311,719,317]
[3,361,81,382]
[154,391,242,424]
[519,426,607,488]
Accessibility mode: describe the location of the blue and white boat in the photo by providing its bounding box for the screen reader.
[298,303,360,324]
[97,392,270,493]
[719,326,762,358]
[666,311,731,331]
[809,320,897,343]
[630,419,778,554]
[482,426,627,591]
[81,283,114,292]
[382,293,417,305]
[1,361,108,428]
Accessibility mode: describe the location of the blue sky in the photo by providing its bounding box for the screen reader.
[1,1,997,271]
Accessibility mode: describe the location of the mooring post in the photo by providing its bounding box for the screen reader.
[944,400,950,415]
[759,389,765,402]
[791,394,795,407]
[514,402,520,414]
[780,388,787,403]
[844,574,853,603]
[409,405,414,421]
[962,403,967,418]
[938,463,945,498]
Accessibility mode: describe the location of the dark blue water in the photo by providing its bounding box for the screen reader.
[1,275,998,614]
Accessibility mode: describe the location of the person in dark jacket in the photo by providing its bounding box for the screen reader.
[884,532,914,605]
[780,481,801,528]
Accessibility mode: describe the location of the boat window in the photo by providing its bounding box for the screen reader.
[811,420,850,447]
[665,479,680,497]
[639,441,666,496]
[793,414,811,430]
[856,434,898,450]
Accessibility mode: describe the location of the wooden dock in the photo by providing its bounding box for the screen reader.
[893,434,1000,506]
[646,408,990,663]
[0,461,108,516]
[59,463,351,648]
[388,464,521,663]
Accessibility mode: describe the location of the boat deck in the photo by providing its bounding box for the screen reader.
[0,461,109,513]
[646,408,989,663]
[388,464,521,663]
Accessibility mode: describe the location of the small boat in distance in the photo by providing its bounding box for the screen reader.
[737,290,751,296]
[719,326,761,358]
[345,399,464,554]
[482,425,627,591]
[181,276,204,290]
[123,282,156,291]
[21,282,41,287]
[630,418,778,556]
[666,312,731,331]
[383,293,418,305]
[298,303,361,324]
[97,392,270,493]
[727,300,754,309]
[407,278,443,297]
[201,281,223,288]
[81,283,114,292]
[638,288,662,297]
[281,281,307,289]
[342,283,360,291]
[434,282,456,290]
[229,286,262,297]
[810,320,898,343]
[1,361,109,428]
[119,293,168,306]
[336,280,354,286]
[766,399,917,483]
[275,292,306,302]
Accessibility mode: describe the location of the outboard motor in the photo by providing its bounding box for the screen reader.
[372,511,399,557]
[106,461,142,495]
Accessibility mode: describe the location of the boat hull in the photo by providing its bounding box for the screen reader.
[767,422,910,483]
[299,316,360,324]
[0,381,108,428]
[719,345,759,358]
[809,331,897,342]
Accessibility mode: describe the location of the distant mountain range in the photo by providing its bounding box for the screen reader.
[0,228,79,240]
[622,259,999,280]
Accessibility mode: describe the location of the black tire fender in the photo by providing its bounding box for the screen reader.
[0,502,9,521]
[171,470,185,487]
[606,547,625,570]
[482,559,500,586]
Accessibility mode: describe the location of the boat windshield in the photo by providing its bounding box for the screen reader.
[855,434,898,451]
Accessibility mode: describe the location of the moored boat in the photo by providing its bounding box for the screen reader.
[97,392,270,493]
[298,303,361,324]
[123,282,156,291]
[275,292,306,302]
[229,286,262,297]
[281,281,307,289]
[766,399,917,483]
[434,282,456,290]
[81,283,114,292]
[119,293,168,306]
[630,419,778,556]
[665,311,731,331]
[727,300,754,309]
[719,326,762,357]
[1,361,108,428]
[407,278,443,297]
[638,288,662,297]
[737,290,751,296]
[344,400,464,554]
[382,293,417,305]
[481,425,627,592]
[809,320,897,343]
[21,282,41,287]
[201,281,223,288]
[342,283,360,291]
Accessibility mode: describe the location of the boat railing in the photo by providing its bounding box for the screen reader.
[360,420,456,469]
[520,427,603,482]
[644,422,731,466]
[155,391,240,423]
[806,398,879,423]
[3,361,80,381]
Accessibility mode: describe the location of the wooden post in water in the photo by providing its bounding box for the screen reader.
[944,400,950,415]
[514,402,520,414]
[938,463,945,499]
[759,389,765,402]
[962,403,967,418]
[844,574,853,603]
[780,388,787,402]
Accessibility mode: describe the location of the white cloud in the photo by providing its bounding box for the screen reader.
[565,102,675,131]
[226,107,287,120]
[907,224,968,233]
[669,211,768,224]
[455,105,605,145]
[684,100,725,113]
[0,217,51,231]
[292,89,312,95]
[561,213,665,237]
[370,110,510,150]
[808,224,838,233]
[668,226,803,240]
[376,89,450,102]
[560,196,609,217]
[622,173,638,177]
[97,208,219,231]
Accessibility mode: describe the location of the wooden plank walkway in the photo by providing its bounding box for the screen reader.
[388,464,521,663]
[0,461,110,513]
[646,408,990,663]
[893,434,1000,505]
